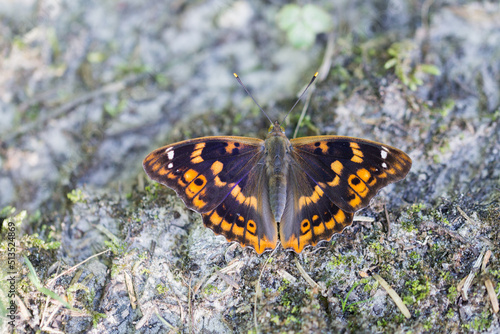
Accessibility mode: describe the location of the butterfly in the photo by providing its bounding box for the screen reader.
[143,73,412,254]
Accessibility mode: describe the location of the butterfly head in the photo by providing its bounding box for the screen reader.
[268,121,285,134]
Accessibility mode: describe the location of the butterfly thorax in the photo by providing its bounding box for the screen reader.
[265,122,292,222]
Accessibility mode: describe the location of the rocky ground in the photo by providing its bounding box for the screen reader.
[1,0,499,333]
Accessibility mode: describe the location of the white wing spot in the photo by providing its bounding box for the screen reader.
[381,150,388,159]
[382,162,388,169]
[167,150,175,160]
[167,163,173,169]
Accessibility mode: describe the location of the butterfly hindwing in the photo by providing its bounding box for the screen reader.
[202,163,278,254]
[143,137,265,213]
[290,136,412,213]
[280,163,354,253]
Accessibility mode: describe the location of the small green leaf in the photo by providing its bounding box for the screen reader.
[287,21,316,49]
[276,4,301,31]
[419,64,441,76]
[384,58,397,69]
[276,4,333,49]
[302,4,333,33]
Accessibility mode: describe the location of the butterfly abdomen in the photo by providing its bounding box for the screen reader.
[265,129,292,222]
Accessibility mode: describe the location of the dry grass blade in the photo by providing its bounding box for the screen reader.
[47,249,110,287]
[294,257,320,290]
[124,271,137,309]
[460,249,485,300]
[216,271,240,290]
[372,274,411,319]
[484,279,499,313]
[481,250,492,272]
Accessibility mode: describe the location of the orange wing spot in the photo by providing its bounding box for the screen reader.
[328,175,340,187]
[225,142,240,154]
[185,175,207,198]
[334,209,346,225]
[324,217,335,230]
[247,196,258,210]
[350,142,361,149]
[246,220,257,234]
[192,196,207,210]
[231,185,244,203]
[386,167,396,175]
[193,142,206,151]
[231,185,258,210]
[282,230,312,253]
[190,143,205,163]
[214,175,227,187]
[357,168,371,182]
[300,219,311,234]
[143,153,156,164]
[357,168,376,186]
[348,174,368,197]
[211,161,224,175]
[220,219,233,232]
[208,211,223,227]
[158,167,169,175]
[312,215,319,221]
[152,161,162,172]
[352,148,363,157]
[231,221,245,237]
[351,148,364,164]
[191,156,204,164]
[313,222,325,236]
[298,186,324,209]
[183,169,198,183]
[348,189,361,208]
[318,141,329,154]
[351,155,363,163]
[331,160,343,175]
[253,235,278,254]
[393,162,403,171]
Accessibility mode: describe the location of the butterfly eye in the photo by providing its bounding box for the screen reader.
[268,125,274,133]
[280,126,285,132]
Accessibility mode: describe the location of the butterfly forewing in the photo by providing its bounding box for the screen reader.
[290,136,412,213]
[143,137,266,213]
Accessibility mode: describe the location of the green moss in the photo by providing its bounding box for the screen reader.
[384,40,441,91]
[67,189,86,203]
[203,284,221,295]
[446,285,458,301]
[408,251,421,270]
[401,203,426,232]
[461,310,492,332]
[403,277,430,305]
[156,284,169,295]
[326,254,360,269]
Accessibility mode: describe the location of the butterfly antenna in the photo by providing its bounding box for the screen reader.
[280,72,318,126]
[233,73,273,125]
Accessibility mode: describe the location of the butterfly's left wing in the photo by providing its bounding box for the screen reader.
[280,136,412,252]
[143,136,278,253]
